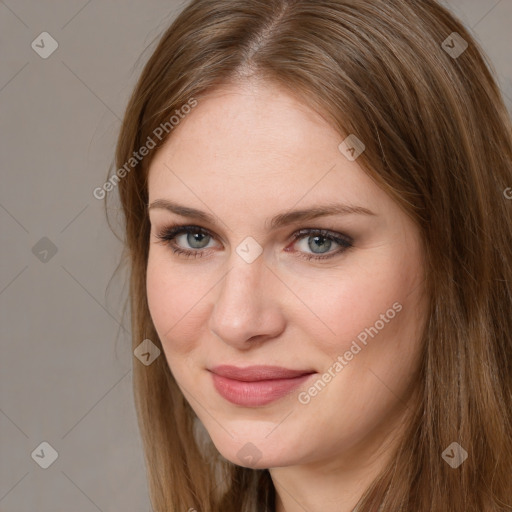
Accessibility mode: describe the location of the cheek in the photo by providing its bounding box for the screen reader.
[338,296,421,376]
[301,247,424,366]
[146,253,207,355]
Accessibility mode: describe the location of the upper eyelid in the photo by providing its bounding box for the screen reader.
[158,224,351,247]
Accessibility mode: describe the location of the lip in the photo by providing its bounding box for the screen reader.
[209,365,316,406]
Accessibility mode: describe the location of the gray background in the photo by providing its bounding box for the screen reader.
[1,1,511,511]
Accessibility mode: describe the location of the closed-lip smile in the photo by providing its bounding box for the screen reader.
[208,365,316,406]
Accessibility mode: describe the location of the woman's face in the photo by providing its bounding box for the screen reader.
[146,79,427,471]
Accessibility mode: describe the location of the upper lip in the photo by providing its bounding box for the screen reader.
[209,365,316,382]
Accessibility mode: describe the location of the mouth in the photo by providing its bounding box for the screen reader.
[208,365,317,406]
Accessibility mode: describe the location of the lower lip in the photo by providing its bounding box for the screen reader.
[210,372,315,406]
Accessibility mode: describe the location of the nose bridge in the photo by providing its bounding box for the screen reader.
[216,255,265,321]
[209,252,283,345]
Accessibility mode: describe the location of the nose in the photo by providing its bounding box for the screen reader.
[208,255,286,349]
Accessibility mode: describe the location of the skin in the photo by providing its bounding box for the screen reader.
[146,78,428,512]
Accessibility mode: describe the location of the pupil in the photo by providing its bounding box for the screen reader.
[310,235,331,254]
[189,232,208,248]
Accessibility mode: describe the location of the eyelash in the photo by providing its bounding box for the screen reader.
[154,224,353,261]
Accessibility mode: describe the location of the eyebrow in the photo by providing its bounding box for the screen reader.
[147,199,376,230]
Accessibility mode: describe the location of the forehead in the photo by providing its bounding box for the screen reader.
[146,80,388,218]
[156,81,337,164]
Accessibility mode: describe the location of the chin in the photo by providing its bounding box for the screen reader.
[210,435,302,469]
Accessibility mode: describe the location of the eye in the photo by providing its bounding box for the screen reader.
[286,228,353,261]
[154,224,217,258]
[154,224,353,261]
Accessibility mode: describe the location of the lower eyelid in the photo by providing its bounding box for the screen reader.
[176,234,344,252]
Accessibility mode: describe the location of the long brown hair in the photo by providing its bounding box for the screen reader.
[106,0,512,510]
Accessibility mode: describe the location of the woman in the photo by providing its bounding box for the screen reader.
[107,0,512,510]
